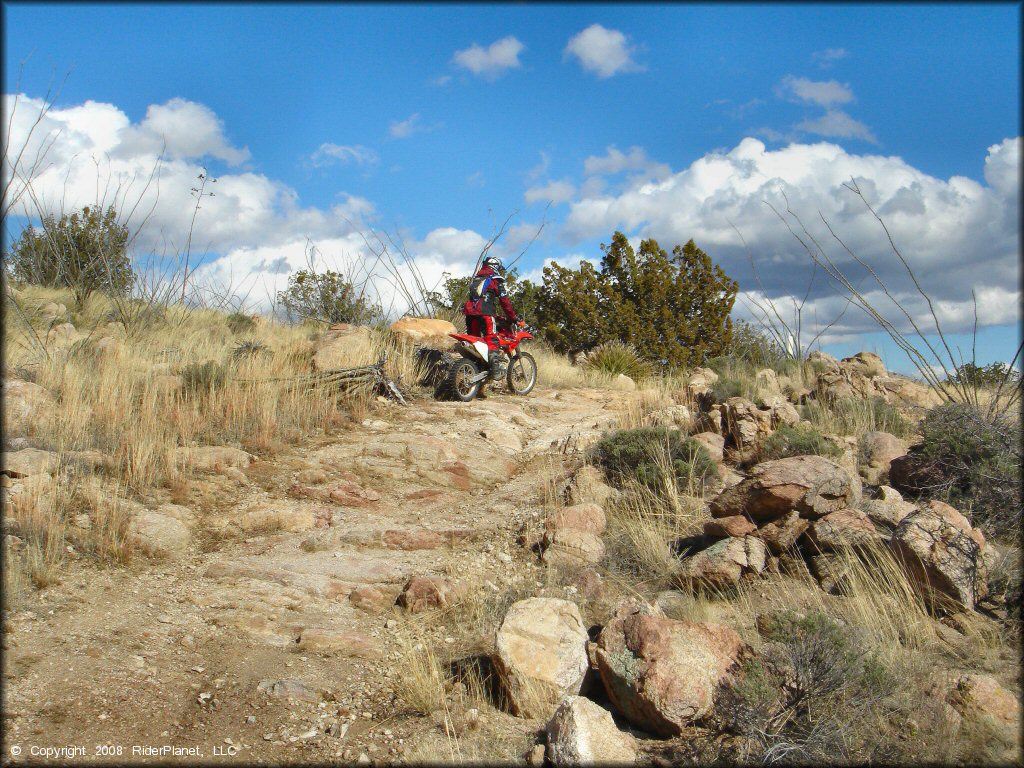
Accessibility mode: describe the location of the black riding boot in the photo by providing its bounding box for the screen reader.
[488,350,507,380]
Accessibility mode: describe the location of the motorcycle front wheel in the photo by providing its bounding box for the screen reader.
[447,358,482,401]
[506,351,537,395]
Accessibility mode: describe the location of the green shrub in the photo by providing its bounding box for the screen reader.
[727,320,786,369]
[10,205,133,301]
[231,340,269,361]
[593,427,719,495]
[535,232,737,368]
[758,424,842,462]
[226,312,257,334]
[948,361,1022,391]
[584,340,652,380]
[181,360,227,397]
[721,610,950,764]
[708,376,748,403]
[915,402,1021,537]
[277,268,383,325]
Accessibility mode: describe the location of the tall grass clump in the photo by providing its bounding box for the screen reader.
[603,482,706,591]
[803,396,912,438]
[584,340,652,381]
[2,287,404,583]
[528,344,584,389]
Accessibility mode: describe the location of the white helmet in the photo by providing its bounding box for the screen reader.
[482,256,505,275]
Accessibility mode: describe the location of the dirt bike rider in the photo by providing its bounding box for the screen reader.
[462,256,519,381]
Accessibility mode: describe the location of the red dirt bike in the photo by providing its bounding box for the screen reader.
[445,320,538,401]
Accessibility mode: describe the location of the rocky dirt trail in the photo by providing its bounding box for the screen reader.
[3,387,628,764]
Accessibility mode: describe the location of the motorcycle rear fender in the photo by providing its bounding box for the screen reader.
[456,340,490,362]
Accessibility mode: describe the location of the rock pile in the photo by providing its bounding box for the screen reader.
[669,452,992,611]
[814,351,938,408]
[493,595,750,762]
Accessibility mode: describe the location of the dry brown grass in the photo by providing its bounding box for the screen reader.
[2,284,428,594]
[3,286,424,489]
[604,478,707,592]
[730,540,997,669]
[529,344,584,389]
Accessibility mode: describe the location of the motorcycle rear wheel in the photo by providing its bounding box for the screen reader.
[506,351,537,395]
[447,358,482,401]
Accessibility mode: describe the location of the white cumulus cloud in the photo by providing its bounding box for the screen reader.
[116,97,250,165]
[564,24,643,78]
[562,136,1021,337]
[452,36,524,79]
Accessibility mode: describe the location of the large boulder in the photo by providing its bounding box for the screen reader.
[129,509,190,559]
[545,696,637,766]
[723,397,772,448]
[313,324,375,371]
[2,448,59,478]
[595,599,750,736]
[542,529,606,568]
[859,431,909,485]
[648,404,692,429]
[804,508,881,553]
[873,376,941,408]
[494,598,590,718]
[545,503,606,536]
[723,397,801,451]
[709,455,862,522]
[814,352,939,408]
[948,673,1021,730]
[807,350,840,371]
[889,508,988,611]
[842,351,886,377]
[677,536,767,589]
[389,317,457,347]
[686,367,719,398]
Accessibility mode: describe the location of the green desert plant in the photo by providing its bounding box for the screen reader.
[722,610,953,765]
[758,423,842,462]
[536,232,738,367]
[9,205,133,301]
[584,340,652,380]
[593,427,718,495]
[912,402,1021,537]
[226,311,257,334]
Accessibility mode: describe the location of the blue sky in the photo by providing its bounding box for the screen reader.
[4,3,1020,373]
